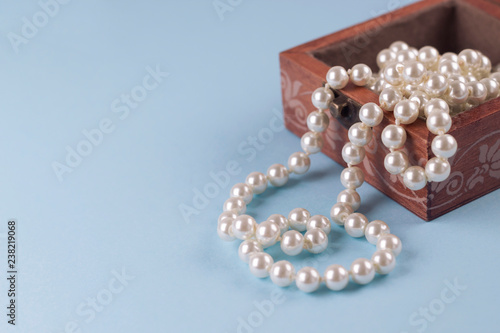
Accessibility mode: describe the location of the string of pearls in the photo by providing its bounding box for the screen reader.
[217,41,500,292]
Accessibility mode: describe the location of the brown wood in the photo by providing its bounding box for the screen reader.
[280,0,500,221]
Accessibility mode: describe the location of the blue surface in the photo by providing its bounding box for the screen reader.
[0,1,498,332]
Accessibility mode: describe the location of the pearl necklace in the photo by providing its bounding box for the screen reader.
[218,42,500,293]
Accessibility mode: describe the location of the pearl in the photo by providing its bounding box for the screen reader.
[403,166,427,190]
[301,131,323,154]
[288,152,310,174]
[426,111,452,134]
[324,264,349,291]
[403,60,426,85]
[418,46,439,68]
[458,49,481,72]
[480,78,500,100]
[326,66,349,89]
[376,49,396,69]
[379,86,403,111]
[425,157,451,182]
[446,80,468,105]
[337,189,361,211]
[245,172,268,194]
[394,100,419,124]
[306,215,332,235]
[296,267,321,292]
[230,183,253,204]
[424,98,449,117]
[491,72,500,84]
[280,230,304,256]
[383,62,404,86]
[311,87,333,110]
[270,261,295,287]
[424,73,448,97]
[304,228,328,254]
[340,167,365,189]
[371,77,388,94]
[371,250,396,274]
[344,213,369,238]
[359,102,384,126]
[350,63,372,86]
[478,53,492,78]
[448,74,468,83]
[409,90,429,115]
[223,197,246,215]
[365,220,390,244]
[288,208,310,231]
[249,252,273,278]
[377,234,402,256]
[440,52,458,64]
[238,240,262,263]
[350,258,375,285]
[389,41,409,53]
[381,124,407,149]
[348,122,373,146]
[432,134,457,158]
[267,214,289,234]
[330,202,354,225]
[232,215,256,240]
[384,150,409,174]
[396,49,417,63]
[438,59,461,77]
[466,81,487,105]
[342,142,366,165]
[217,217,235,241]
[267,164,289,187]
[256,220,281,248]
[218,211,237,224]
[307,110,330,132]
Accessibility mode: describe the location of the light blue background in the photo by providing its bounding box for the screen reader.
[0,0,497,332]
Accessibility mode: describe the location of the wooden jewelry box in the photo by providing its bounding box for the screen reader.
[279,0,500,221]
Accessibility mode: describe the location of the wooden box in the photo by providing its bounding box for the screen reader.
[280,0,500,221]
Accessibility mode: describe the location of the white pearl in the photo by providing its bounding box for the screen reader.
[306,215,331,235]
[425,157,451,182]
[424,98,449,117]
[344,213,369,238]
[438,59,461,77]
[491,72,500,84]
[337,189,361,211]
[232,215,256,240]
[288,208,310,231]
[381,124,406,149]
[477,53,492,78]
[350,258,375,285]
[384,150,409,174]
[307,110,330,132]
[223,197,246,215]
[218,211,237,224]
[217,217,235,241]
[238,240,262,262]
[270,260,295,287]
[440,52,458,64]
[326,66,349,89]
[389,41,409,53]
[396,49,417,63]
[403,60,426,85]
[324,264,349,291]
[311,87,333,110]
[288,152,310,175]
[348,122,373,146]
[466,81,487,105]
[359,102,384,127]
[394,100,419,124]
[350,63,372,86]
[465,74,478,83]
[446,80,468,105]
[403,166,427,190]
[371,250,396,274]
[424,73,448,97]
[458,49,481,72]
[342,142,366,165]
[379,86,403,111]
[304,229,328,254]
[448,74,468,83]
[377,234,402,256]
[340,167,365,189]
[364,220,390,244]
[418,46,439,68]
[376,49,396,69]
[301,131,323,154]
[230,183,253,204]
[371,77,388,94]
[267,164,289,187]
[330,202,354,225]
[249,252,273,278]
[383,62,404,86]
[267,214,289,234]
[280,230,304,256]
[245,172,267,194]
[296,267,321,292]
[480,78,500,100]
[426,111,452,134]
[432,134,457,159]
[256,221,281,248]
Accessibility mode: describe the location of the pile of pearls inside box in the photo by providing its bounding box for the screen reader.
[217,41,499,292]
